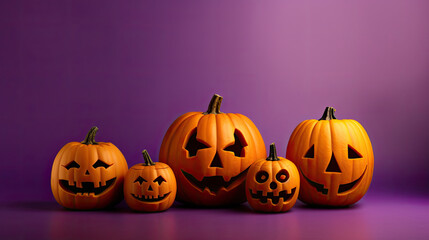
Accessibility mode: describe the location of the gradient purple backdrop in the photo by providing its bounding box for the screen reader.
[1,0,429,203]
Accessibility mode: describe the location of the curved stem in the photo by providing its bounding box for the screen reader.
[266,143,280,161]
[204,94,223,114]
[142,150,155,166]
[319,107,337,120]
[81,126,99,145]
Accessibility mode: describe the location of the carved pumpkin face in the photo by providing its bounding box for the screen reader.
[51,127,128,210]
[246,143,300,212]
[124,150,177,212]
[286,107,374,206]
[159,94,266,206]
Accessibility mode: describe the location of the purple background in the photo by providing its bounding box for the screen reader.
[1,1,429,239]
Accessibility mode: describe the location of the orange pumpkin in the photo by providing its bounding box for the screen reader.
[159,94,266,206]
[246,143,300,212]
[124,150,177,212]
[286,107,374,206]
[51,127,128,210]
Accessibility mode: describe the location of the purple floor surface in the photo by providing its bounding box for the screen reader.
[1,193,428,240]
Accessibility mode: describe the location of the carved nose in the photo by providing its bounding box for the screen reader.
[85,170,90,175]
[148,185,153,191]
[210,152,223,168]
[270,182,277,190]
[326,153,341,173]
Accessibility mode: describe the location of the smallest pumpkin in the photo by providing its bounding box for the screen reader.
[246,143,300,212]
[124,150,177,212]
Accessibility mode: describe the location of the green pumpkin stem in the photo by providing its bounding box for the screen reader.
[204,94,223,114]
[319,107,337,120]
[142,150,156,166]
[81,126,99,145]
[266,143,280,161]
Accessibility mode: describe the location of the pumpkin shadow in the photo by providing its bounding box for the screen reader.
[295,201,361,211]
[172,201,260,214]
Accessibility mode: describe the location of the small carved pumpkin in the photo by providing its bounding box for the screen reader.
[286,107,374,206]
[246,143,300,212]
[159,94,266,206]
[124,150,177,212]
[51,127,128,210]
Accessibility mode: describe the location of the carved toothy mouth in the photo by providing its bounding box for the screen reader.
[59,177,116,196]
[249,188,296,204]
[181,167,249,193]
[300,166,367,195]
[131,192,171,202]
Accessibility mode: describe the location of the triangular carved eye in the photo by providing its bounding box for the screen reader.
[153,176,166,185]
[185,129,210,157]
[348,145,362,159]
[134,176,147,184]
[304,145,315,158]
[64,160,80,170]
[223,130,247,157]
[92,160,110,169]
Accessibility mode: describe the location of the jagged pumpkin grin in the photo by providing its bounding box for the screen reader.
[300,166,367,195]
[131,192,171,202]
[181,167,249,193]
[249,188,296,204]
[59,177,116,196]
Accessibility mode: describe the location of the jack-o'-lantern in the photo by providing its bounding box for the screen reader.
[159,94,266,206]
[51,127,128,210]
[286,107,374,206]
[124,150,177,212]
[246,143,300,212]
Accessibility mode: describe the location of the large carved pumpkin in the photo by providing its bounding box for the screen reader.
[124,150,177,212]
[159,94,266,206]
[51,127,128,210]
[286,107,374,206]
[246,143,300,212]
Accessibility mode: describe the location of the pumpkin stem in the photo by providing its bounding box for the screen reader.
[81,126,99,145]
[266,143,280,161]
[142,150,156,166]
[319,107,337,120]
[204,94,223,114]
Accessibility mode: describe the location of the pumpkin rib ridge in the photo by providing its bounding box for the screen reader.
[286,121,306,160]
[96,144,104,187]
[173,114,204,203]
[327,120,335,195]
[70,144,83,206]
[349,120,374,195]
[343,122,356,205]
[235,113,264,170]
[169,113,202,166]
[67,144,81,208]
[294,120,315,160]
[288,120,314,204]
[300,120,317,174]
[330,121,349,205]
[161,112,200,163]
[308,122,323,205]
[305,120,318,176]
[234,114,258,172]
[239,114,266,158]
[54,144,73,205]
[225,113,248,172]
[199,113,217,178]
[288,121,307,146]
[344,121,367,204]
[160,112,200,162]
[213,114,222,177]
[341,121,356,183]
[52,143,71,206]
